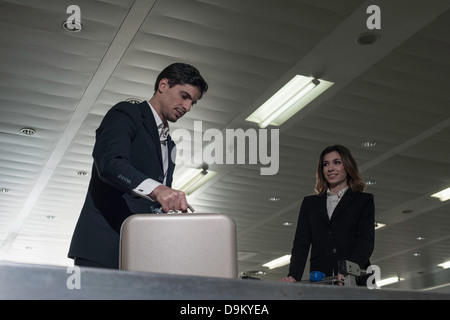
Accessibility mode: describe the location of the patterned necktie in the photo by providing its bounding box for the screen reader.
[159,126,169,145]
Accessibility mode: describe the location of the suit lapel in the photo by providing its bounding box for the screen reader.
[140,102,164,171]
[166,136,176,187]
[330,189,357,222]
[317,192,330,224]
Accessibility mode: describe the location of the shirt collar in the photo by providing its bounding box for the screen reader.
[147,101,169,133]
[327,186,349,198]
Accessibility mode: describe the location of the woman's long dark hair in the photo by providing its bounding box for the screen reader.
[314,145,366,195]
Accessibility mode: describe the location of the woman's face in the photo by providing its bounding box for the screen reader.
[322,151,348,190]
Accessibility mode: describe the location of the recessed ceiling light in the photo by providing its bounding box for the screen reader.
[416,236,426,241]
[356,32,381,45]
[62,20,82,32]
[125,98,143,104]
[269,196,280,202]
[361,141,376,148]
[282,222,293,226]
[366,180,377,186]
[20,127,36,135]
[413,253,421,257]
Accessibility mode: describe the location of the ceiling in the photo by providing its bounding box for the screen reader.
[1,0,450,293]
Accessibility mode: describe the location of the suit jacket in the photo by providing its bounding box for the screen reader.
[288,189,375,280]
[68,101,176,268]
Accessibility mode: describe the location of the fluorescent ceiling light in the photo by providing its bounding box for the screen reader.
[431,187,450,202]
[246,75,334,128]
[375,222,386,230]
[173,168,218,195]
[438,261,450,269]
[377,277,404,287]
[263,255,291,269]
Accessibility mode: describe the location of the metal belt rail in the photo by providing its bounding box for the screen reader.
[302,260,367,286]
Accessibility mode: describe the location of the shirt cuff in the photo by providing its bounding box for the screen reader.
[132,178,162,201]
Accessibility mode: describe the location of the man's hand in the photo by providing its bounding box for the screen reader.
[149,185,188,213]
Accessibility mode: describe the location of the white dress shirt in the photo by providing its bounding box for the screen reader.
[132,101,169,199]
[326,186,348,219]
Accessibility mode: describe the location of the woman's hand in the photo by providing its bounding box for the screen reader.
[280,276,297,283]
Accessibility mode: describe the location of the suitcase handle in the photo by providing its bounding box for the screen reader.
[166,204,195,214]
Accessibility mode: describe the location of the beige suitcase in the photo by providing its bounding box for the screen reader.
[119,213,238,279]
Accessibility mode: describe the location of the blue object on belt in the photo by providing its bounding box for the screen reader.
[310,271,326,282]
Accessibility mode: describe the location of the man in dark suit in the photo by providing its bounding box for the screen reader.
[68,63,208,269]
[281,145,375,285]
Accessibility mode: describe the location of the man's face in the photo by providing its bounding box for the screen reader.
[158,78,202,123]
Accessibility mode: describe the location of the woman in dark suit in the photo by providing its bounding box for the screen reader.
[281,145,375,285]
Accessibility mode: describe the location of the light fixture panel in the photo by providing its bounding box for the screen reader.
[246,75,334,128]
[377,276,404,287]
[431,187,450,202]
[438,261,450,269]
[173,168,218,195]
[262,254,291,269]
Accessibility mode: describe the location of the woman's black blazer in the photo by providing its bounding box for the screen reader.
[288,189,375,280]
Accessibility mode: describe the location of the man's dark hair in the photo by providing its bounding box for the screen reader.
[154,63,208,99]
